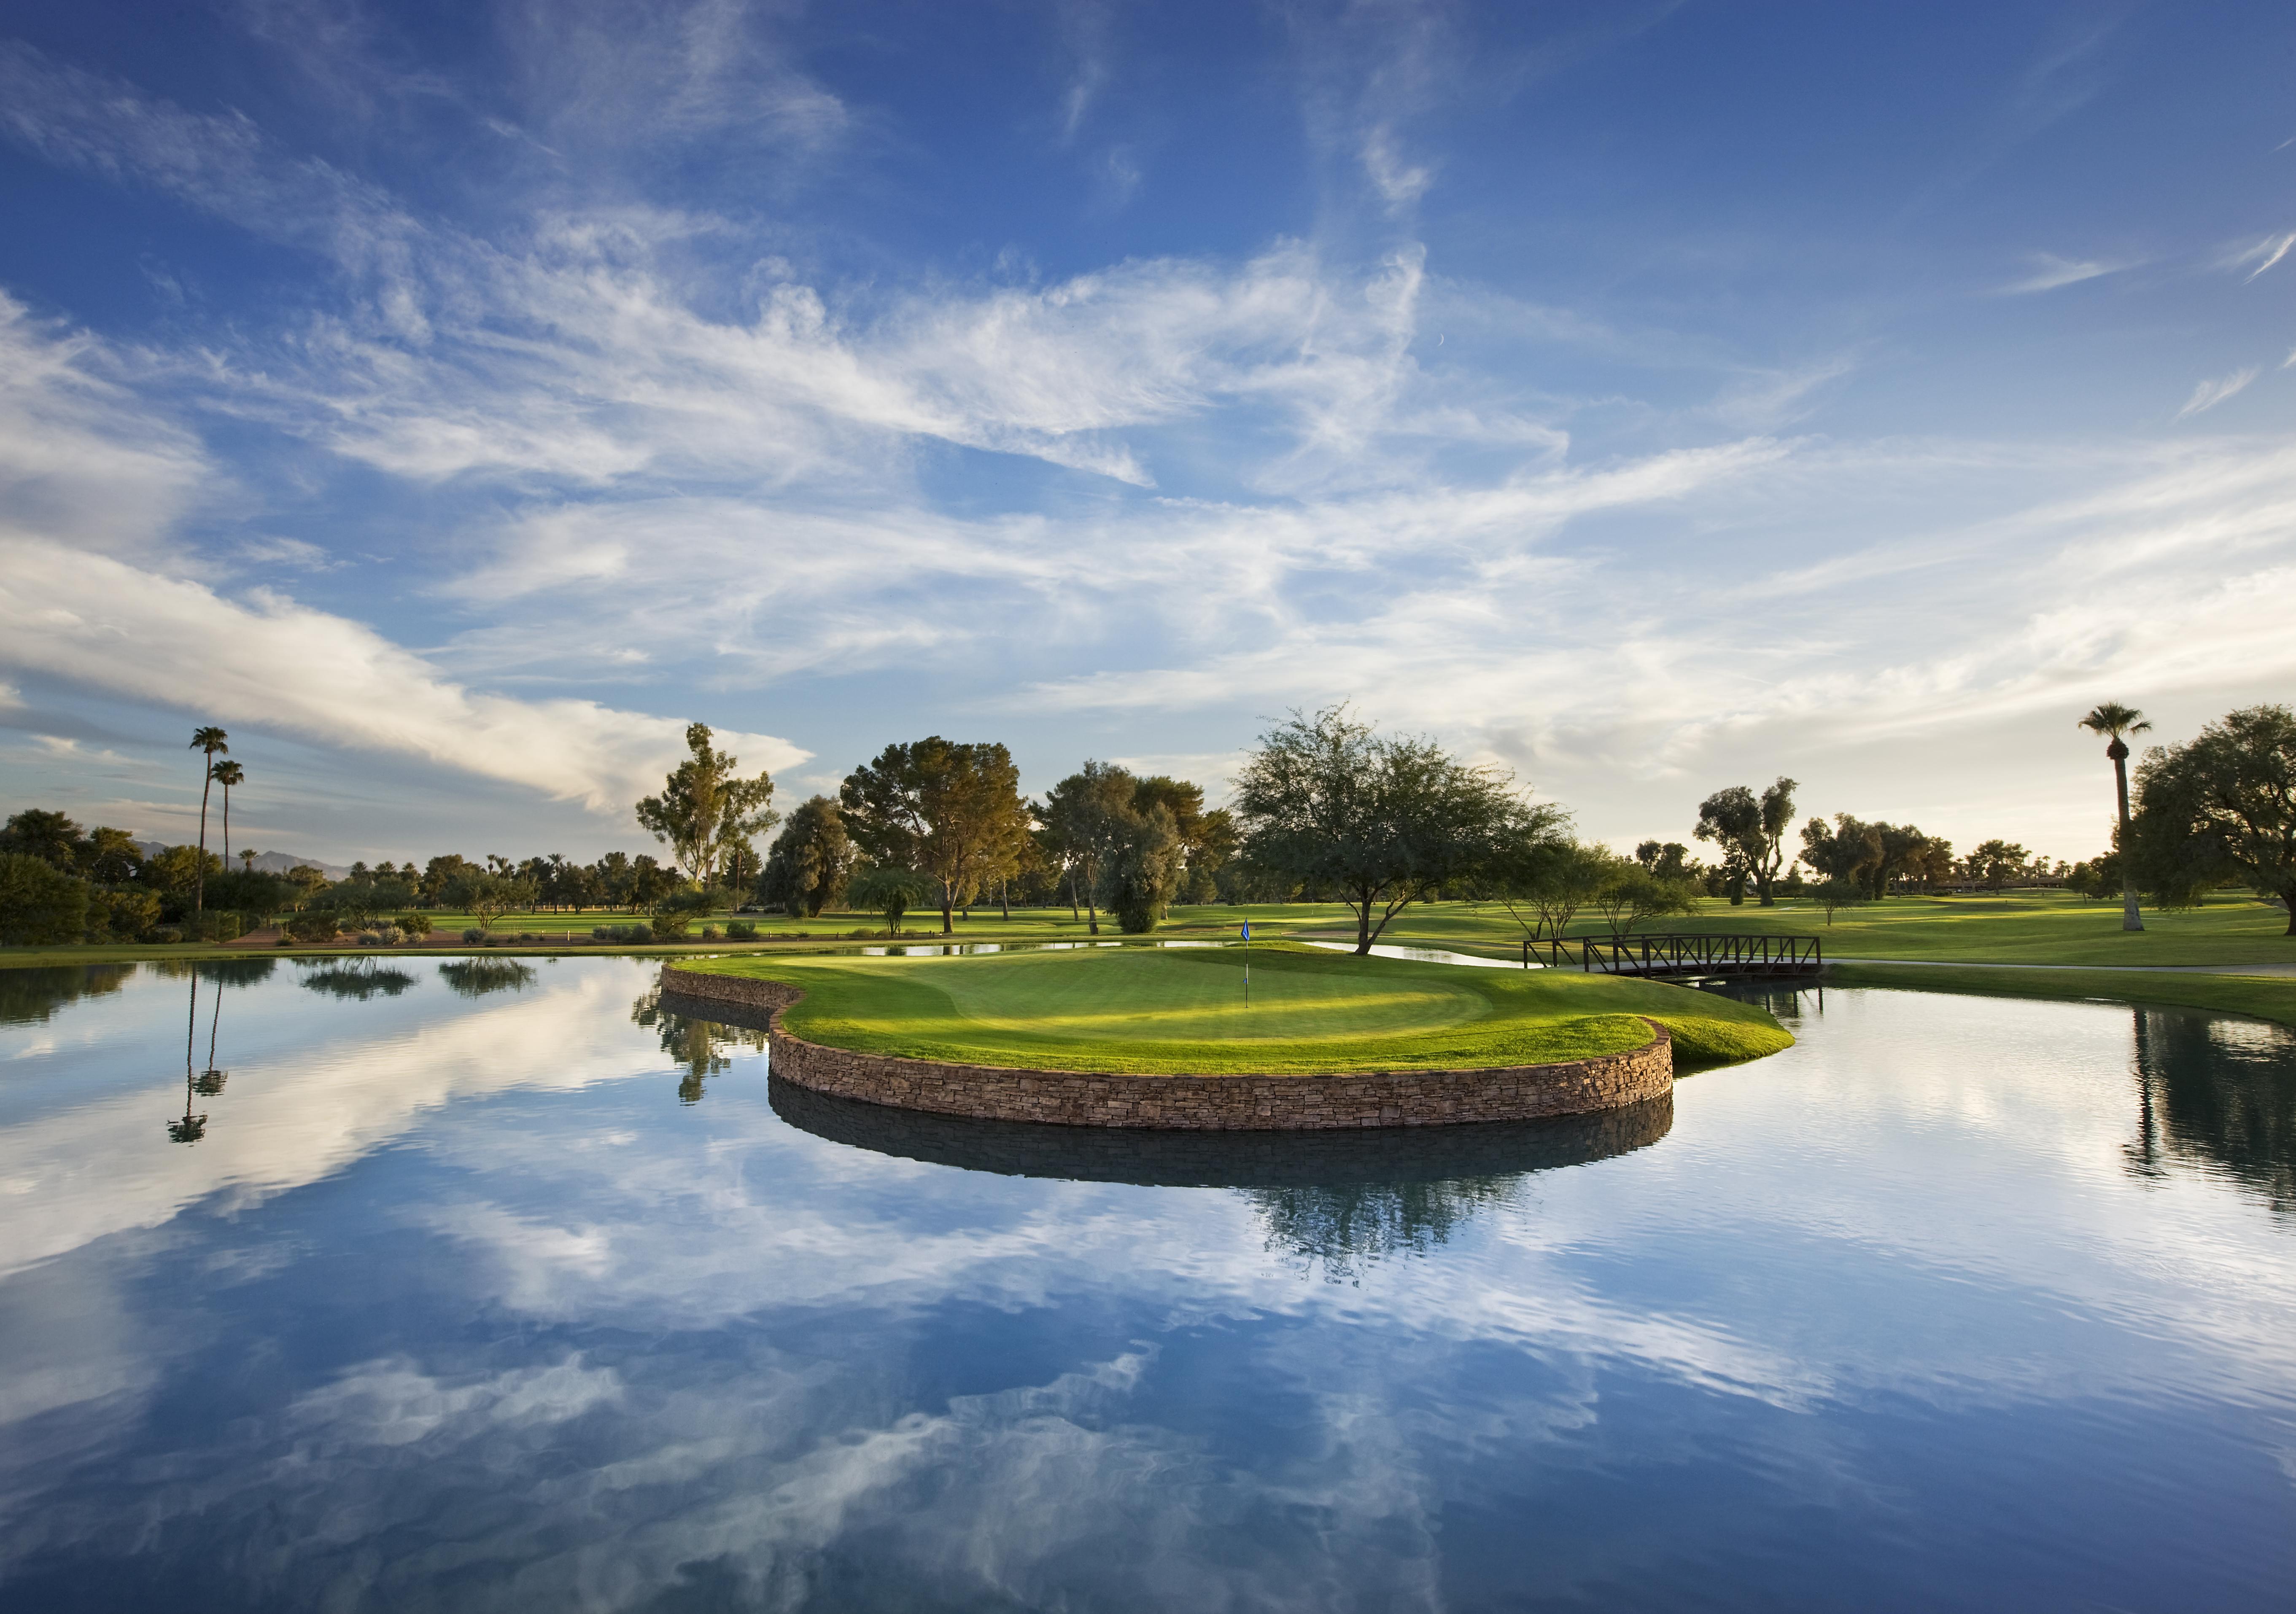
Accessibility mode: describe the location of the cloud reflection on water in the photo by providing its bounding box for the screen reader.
[0,962,2293,1610]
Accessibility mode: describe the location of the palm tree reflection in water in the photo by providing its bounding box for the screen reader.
[169,969,208,1144]
[2127,1007,2296,1214]
[632,986,766,1104]
[166,961,263,1143]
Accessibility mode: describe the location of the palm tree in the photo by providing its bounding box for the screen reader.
[2078,702,2151,933]
[240,848,257,874]
[189,727,229,918]
[211,760,245,902]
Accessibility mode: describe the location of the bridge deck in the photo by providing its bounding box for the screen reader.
[1526,933,1822,979]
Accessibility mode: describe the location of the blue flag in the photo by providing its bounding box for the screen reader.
[1240,921,1250,939]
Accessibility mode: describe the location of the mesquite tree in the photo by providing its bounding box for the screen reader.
[1233,705,1553,955]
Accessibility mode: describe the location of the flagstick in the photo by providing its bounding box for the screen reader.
[1243,920,1250,1007]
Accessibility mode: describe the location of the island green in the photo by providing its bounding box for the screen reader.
[682,944,1792,1073]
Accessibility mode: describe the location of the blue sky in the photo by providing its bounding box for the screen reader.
[2,0,2292,865]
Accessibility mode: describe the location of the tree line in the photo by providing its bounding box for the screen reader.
[3,700,2290,947]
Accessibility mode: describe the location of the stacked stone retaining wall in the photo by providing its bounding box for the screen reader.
[657,964,1672,1131]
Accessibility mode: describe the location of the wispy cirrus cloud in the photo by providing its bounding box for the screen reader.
[2176,367,2258,418]
[2226,231,2296,282]
[1999,253,2123,294]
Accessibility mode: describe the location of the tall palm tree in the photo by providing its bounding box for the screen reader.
[189,726,229,918]
[211,760,245,902]
[2078,702,2151,933]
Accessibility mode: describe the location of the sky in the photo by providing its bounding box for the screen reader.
[1,0,2292,867]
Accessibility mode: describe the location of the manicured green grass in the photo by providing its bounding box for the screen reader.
[8,887,2283,973]
[686,944,1794,1073]
[1827,962,2296,1031]
[1356,889,2296,967]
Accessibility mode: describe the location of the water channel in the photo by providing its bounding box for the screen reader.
[1,955,2291,1610]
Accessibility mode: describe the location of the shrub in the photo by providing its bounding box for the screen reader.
[91,886,162,942]
[462,928,484,944]
[194,910,248,943]
[398,912,434,939]
[593,925,613,940]
[0,853,92,945]
[152,927,184,945]
[700,924,720,940]
[725,920,757,941]
[286,911,341,943]
[355,930,382,947]
[376,924,405,946]
[628,923,654,943]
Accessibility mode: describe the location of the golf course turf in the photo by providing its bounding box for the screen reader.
[682,944,1793,1073]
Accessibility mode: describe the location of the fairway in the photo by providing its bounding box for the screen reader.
[687,944,1792,1073]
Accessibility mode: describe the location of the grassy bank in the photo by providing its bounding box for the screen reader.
[7,888,2288,972]
[683,944,1793,1073]
[1368,889,2296,967]
[1826,962,2296,1030]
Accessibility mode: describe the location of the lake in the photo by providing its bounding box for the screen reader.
[1,955,2291,1611]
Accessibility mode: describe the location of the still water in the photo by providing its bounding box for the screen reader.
[1,956,2292,1611]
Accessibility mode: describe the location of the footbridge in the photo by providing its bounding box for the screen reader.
[1527,933,1822,979]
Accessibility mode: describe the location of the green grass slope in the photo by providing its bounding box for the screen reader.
[1368,889,2296,967]
[686,945,1791,1074]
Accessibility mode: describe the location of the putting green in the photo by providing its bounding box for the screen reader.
[684,944,1792,1074]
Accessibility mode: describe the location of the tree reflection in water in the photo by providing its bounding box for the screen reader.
[437,958,537,998]
[297,959,419,1000]
[1249,1177,1524,1282]
[1,964,136,1026]
[2128,1008,2296,1213]
[634,987,767,1104]
[151,958,273,1143]
[771,1077,1674,1268]
[170,972,209,1143]
[151,956,278,987]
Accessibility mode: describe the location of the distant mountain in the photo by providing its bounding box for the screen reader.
[132,839,350,880]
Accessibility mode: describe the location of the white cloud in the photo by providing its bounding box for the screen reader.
[0,291,209,560]
[2000,253,2121,293]
[2229,231,2296,282]
[0,538,805,812]
[2176,367,2258,417]
[1361,125,1434,208]
[0,302,808,813]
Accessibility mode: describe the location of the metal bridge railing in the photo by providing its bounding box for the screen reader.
[1521,933,1822,976]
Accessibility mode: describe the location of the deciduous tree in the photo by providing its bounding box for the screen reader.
[843,739,1031,933]
[761,796,855,917]
[2131,704,2296,934]
[1233,705,1553,955]
[1590,856,1699,940]
[0,809,82,869]
[0,853,89,944]
[850,866,931,932]
[1099,803,1183,933]
[1693,778,1797,907]
[1038,762,1137,934]
[636,724,780,893]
